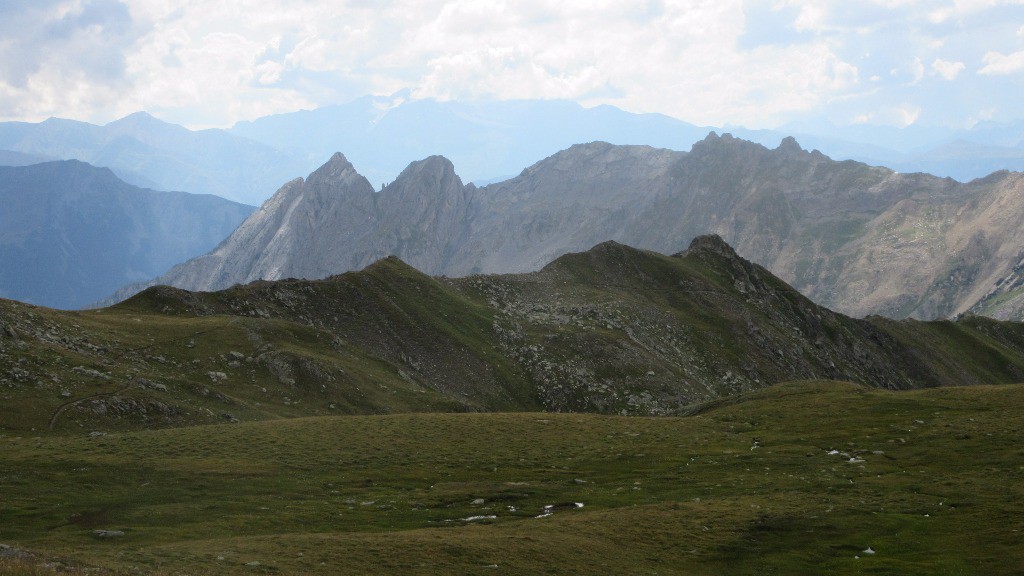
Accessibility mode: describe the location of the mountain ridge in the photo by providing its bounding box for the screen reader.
[8,235,1024,435]
[100,135,1024,320]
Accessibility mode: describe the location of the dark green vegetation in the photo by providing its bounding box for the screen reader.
[2,381,1024,574]
[5,236,1024,435]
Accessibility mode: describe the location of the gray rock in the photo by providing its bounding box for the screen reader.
[138,378,168,392]
[92,529,124,538]
[0,543,30,558]
[104,139,1024,321]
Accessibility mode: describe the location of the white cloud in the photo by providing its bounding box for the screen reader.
[911,58,926,83]
[931,58,966,80]
[0,0,1021,129]
[979,49,1024,74]
[929,0,1005,23]
[792,4,828,31]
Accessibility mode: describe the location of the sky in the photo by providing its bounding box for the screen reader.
[1,0,1023,130]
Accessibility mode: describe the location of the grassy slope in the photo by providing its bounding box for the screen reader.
[3,381,1024,575]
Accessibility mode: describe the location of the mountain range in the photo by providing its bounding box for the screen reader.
[0,161,254,309]
[3,96,1024,209]
[230,93,1024,186]
[105,134,1024,321]
[0,112,309,204]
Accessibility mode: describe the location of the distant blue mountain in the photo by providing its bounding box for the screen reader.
[230,94,717,187]
[0,160,255,309]
[0,113,309,204]
[0,149,54,166]
[3,98,1021,208]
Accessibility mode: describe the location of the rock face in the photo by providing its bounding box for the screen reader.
[0,160,255,309]
[109,135,1024,320]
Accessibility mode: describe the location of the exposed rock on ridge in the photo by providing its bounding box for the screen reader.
[19,236,1024,433]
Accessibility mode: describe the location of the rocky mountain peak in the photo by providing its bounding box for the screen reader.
[689,131,766,156]
[776,136,803,154]
[394,155,458,182]
[681,234,742,260]
[306,152,363,187]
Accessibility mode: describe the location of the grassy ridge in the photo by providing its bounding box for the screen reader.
[3,381,1024,574]
[7,237,1024,434]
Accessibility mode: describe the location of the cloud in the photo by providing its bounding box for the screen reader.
[0,0,1022,129]
[0,0,145,120]
[898,104,922,126]
[931,58,966,79]
[979,49,1024,74]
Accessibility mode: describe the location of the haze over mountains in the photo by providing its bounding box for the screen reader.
[3,95,1024,207]
[0,112,309,204]
[107,134,1024,322]
[0,161,254,309]
[230,93,1024,187]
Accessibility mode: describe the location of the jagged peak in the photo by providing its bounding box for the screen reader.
[690,131,767,155]
[678,234,742,260]
[306,152,360,184]
[776,135,803,153]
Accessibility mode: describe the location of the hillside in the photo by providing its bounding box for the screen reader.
[6,237,1024,435]
[0,161,255,309]
[109,135,1024,321]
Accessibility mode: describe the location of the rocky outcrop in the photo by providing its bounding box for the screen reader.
[107,135,1024,320]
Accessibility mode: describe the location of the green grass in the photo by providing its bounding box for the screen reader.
[3,380,1024,574]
